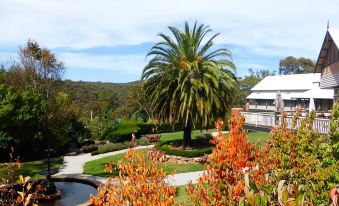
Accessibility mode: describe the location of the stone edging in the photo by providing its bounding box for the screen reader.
[51,174,101,189]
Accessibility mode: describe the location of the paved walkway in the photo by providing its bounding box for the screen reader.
[56,145,154,175]
[53,145,205,186]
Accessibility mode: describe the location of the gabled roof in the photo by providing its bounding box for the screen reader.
[250,73,321,91]
[315,28,339,72]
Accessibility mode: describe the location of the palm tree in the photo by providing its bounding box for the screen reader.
[142,22,237,147]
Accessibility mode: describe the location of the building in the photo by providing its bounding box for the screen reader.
[314,27,339,101]
[246,73,334,115]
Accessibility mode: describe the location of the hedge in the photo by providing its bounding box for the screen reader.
[137,123,183,135]
[80,145,98,153]
[105,120,140,143]
[91,141,132,156]
[156,144,213,157]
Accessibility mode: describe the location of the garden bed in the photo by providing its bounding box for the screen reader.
[156,135,214,157]
[83,149,205,177]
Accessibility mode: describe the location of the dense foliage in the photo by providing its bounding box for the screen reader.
[235,69,275,107]
[0,40,90,160]
[279,56,315,75]
[187,112,338,205]
[90,149,177,205]
[142,22,237,146]
[187,118,268,205]
[265,112,338,204]
[329,101,339,159]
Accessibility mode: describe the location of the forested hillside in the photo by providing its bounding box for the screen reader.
[54,80,141,116]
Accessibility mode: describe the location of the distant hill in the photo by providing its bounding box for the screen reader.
[54,80,142,113]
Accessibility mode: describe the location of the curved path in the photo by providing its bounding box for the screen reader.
[53,145,205,186]
[56,145,154,175]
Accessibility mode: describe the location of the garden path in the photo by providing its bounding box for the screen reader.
[53,145,205,186]
[56,145,154,175]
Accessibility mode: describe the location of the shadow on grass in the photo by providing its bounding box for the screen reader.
[0,157,63,180]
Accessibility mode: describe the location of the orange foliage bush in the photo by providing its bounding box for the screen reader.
[0,148,40,206]
[187,117,269,206]
[90,148,177,206]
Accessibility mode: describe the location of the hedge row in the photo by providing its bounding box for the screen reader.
[91,141,131,155]
[156,143,213,157]
[80,145,98,153]
[91,137,151,156]
[105,121,140,143]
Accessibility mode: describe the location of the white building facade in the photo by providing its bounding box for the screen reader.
[247,73,334,115]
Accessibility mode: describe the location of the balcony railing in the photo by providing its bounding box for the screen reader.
[241,111,330,134]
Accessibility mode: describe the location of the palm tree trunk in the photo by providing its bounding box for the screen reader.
[183,119,192,147]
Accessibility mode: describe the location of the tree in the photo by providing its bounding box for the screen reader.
[113,84,151,121]
[234,69,275,107]
[142,22,237,146]
[279,56,315,75]
[4,39,64,95]
[0,84,46,159]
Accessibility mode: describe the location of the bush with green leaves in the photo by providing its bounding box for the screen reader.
[91,141,132,156]
[329,101,339,159]
[80,145,98,153]
[0,85,46,160]
[104,120,140,143]
[264,111,339,205]
[137,136,151,146]
[156,144,213,157]
[156,138,213,157]
[87,116,118,140]
[0,85,90,160]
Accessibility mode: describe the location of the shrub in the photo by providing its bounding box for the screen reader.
[80,145,98,153]
[137,122,184,134]
[157,144,213,157]
[137,136,151,146]
[0,148,44,205]
[265,111,338,205]
[194,133,213,141]
[104,120,140,143]
[90,150,100,156]
[90,149,177,205]
[156,133,214,157]
[91,141,132,156]
[186,118,269,205]
[329,101,339,159]
[156,141,213,157]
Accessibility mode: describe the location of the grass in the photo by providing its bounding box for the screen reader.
[159,129,269,145]
[83,149,204,177]
[175,185,191,205]
[247,131,270,146]
[159,129,216,142]
[0,157,63,180]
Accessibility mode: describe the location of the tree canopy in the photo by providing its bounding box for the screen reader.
[142,22,237,146]
[234,69,275,107]
[279,56,315,75]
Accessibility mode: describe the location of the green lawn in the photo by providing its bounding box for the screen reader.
[0,157,63,180]
[158,129,269,145]
[159,129,215,142]
[175,185,191,205]
[83,149,205,177]
[247,131,270,146]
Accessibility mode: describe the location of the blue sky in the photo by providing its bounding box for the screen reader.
[0,0,338,83]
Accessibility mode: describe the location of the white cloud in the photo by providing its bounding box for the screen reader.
[1,0,338,52]
[0,0,338,81]
[58,52,146,75]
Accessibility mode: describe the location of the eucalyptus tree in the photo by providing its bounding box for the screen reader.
[142,22,238,146]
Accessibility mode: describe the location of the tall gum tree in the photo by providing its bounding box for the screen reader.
[142,22,237,147]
